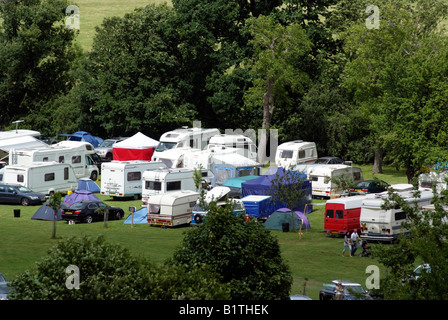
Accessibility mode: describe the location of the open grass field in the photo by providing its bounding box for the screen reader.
[0,164,409,300]
[73,0,171,50]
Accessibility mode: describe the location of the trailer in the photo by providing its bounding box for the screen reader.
[141,167,214,205]
[147,190,200,227]
[3,161,77,195]
[275,140,317,168]
[101,160,167,199]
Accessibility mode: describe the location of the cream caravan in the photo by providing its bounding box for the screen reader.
[147,190,200,227]
[275,140,317,168]
[101,160,167,199]
[3,162,77,195]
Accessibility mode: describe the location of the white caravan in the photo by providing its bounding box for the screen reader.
[207,134,257,161]
[141,168,214,205]
[11,141,99,180]
[153,127,220,159]
[419,170,448,193]
[275,140,318,168]
[3,162,78,195]
[360,188,434,242]
[101,160,167,199]
[147,190,200,227]
[296,164,363,198]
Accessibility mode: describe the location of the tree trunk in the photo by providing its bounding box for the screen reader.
[373,148,383,174]
[257,77,275,164]
[406,165,415,185]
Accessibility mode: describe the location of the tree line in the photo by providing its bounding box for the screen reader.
[2,0,448,181]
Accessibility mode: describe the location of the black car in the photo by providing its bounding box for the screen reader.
[349,180,389,195]
[61,200,124,223]
[0,184,46,206]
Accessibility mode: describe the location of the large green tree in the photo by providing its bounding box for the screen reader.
[0,0,80,132]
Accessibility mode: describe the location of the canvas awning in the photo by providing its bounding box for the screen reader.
[112,132,158,161]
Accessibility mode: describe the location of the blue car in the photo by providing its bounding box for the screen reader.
[0,184,46,206]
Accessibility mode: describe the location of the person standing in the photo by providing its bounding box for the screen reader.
[351,228,361,256]
[342,231,352,257]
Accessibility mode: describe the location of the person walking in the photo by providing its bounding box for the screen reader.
[351,228,361,256]
[342,231,352,257]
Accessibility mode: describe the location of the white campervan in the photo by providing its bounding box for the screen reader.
[11,141,99,180]
[3,162,77,195]
[275,140,317,168]
[207,134,257,161]
[101,160,167,199]
[152,127,220,159]
[141,168,214,205]
[296,164,363,198]
[360,188,434,242]
[147,190,200,227]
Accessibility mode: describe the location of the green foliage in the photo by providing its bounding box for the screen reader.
[9,235,228,300]
[48,192,62,239]
[169,201,292,300]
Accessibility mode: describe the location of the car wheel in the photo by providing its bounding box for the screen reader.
[90,171,98,181]
[85,215,93,223]
[21,198,30,206]
[115,211,123,220]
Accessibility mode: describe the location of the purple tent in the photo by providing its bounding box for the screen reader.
[64,190,99,206]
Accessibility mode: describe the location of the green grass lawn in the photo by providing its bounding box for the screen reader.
[73,0,171,51]
[0,164,408,300]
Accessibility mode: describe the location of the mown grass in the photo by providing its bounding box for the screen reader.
[0,164,408,300]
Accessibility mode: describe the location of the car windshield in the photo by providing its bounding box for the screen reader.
[155,142,177,152]
[355,181,371,188]
[69,202,87,209]
[100,140,116,148]
[0,283,11,294]
[345,285,365,295]
[16,186,33,193]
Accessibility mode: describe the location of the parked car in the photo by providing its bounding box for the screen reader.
[61,200,124,223]
[349,179,389,196]
[0,272,12,300]
[0,184,46,206]
[320,280,373,300]
[95,137,128,161]
[314,157,344,164]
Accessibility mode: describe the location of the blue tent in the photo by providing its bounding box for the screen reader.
[241,167,312,212]
[77,178,101,193]
[31,203,63,221]
[264,208,311,231]
[123,207,148,224]
[59,131,103,147]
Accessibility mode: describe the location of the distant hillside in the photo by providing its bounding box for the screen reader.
[73,0,171,51]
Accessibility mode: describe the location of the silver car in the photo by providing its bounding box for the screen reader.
[95,137,128,161]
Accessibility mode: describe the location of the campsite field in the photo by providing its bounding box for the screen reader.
[0,164,409,300]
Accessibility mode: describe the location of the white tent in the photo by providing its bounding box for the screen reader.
[112,132,159,161]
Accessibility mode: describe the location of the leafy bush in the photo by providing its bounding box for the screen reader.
[169,202,292,300]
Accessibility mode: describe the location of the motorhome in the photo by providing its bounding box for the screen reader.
[11,141,99,180]
[190,186,245,226]
[275,140,318,168]
[324,194,375,236]
[3,162,78,195]
[296,164,363,198]
[151,147,193,169]
[101,160,167,199]
[152,127,220,160]
[360,188,434,242]
[147,190,200,227]
[141,168,214,205]
[206,134,257,161]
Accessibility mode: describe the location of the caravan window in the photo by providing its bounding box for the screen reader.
[149,204,160,215]
[298,150,305,158]
[45,173,55,181]
[280,150,293,159]
[17,174,24,183]
[59,156,65,163]
[395,211,406,221]
[145,181,161,191]
[64,167,69,180]
[167,181,181,191]
[43,157,49,162]
[336,210,344,219]
[237,168,252,177]
[127,172,141,181]
[72,156,81,164]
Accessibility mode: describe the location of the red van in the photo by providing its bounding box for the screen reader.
[324,195,371,236]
